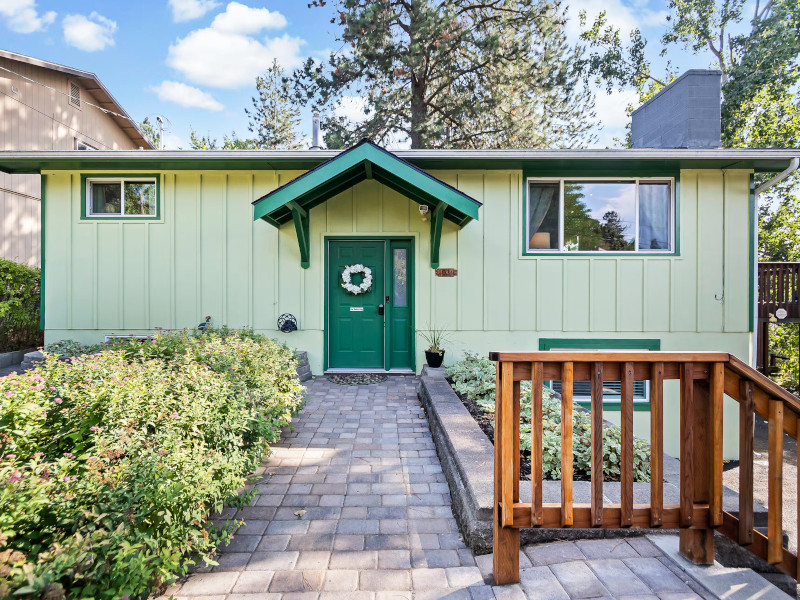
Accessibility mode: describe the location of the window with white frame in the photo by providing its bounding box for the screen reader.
[86,177,157,217]
[526,178,674,253]
[75,139,97,150]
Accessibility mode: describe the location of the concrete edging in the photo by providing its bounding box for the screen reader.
[0,348,37,369]
[417,374,772,558]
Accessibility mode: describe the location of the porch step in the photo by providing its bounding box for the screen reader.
[296,351,312,382]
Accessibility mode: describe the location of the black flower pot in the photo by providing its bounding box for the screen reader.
[425,350,445,368]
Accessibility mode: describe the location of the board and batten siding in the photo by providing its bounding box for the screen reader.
[43,167,752,456]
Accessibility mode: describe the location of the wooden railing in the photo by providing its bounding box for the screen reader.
[488,351,800,585]
[759,262,799,320]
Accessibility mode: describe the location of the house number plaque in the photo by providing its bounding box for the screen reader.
[435,268,458,277]
[350,307,364,312]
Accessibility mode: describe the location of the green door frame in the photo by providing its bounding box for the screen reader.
[324,236,416,372]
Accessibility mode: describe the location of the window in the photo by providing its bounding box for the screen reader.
[69,81,81,108]
[84,176,159,218]
[526,178,674,253]
[75,139,96,150]
[539,338,661,411]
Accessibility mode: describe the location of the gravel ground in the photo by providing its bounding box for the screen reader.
[722,415,798,553]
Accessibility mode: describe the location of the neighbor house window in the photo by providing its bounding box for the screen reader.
[526,178,674,253]
[85,177,158,218]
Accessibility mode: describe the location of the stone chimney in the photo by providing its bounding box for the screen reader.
[631,70,722,149]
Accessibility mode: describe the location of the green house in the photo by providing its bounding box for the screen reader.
[3,64,800,459]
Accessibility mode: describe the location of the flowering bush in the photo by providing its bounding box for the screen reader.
[446,353,650,482]
[0,329,304,599]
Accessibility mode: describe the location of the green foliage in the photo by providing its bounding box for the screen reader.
[0,259,42,353]
[246,60,303,149]
[138,117,161,150]
[446,354,650,482]
[767,322,799,393]
[293,0,595,149]
[416,325,452,355]
[43,340,102,357]
[189,130,260,150]
[0,329,304,599]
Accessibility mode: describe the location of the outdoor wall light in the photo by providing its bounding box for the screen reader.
[418,204,429,221]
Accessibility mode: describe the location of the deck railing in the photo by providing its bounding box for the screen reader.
[489,351,800,585]
[759,262,799,320]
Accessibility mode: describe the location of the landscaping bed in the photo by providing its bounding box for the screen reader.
[0,329,304,599]
[446,354,651,483]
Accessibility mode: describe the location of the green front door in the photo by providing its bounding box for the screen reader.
[327,238,414,370]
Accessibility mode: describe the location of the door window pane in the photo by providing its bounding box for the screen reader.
[91,182,121,214]
[393,248,407,307]
[638,182,671,250]
[563,182,636,251]
[124,182,157,216]
[528,182,559,250]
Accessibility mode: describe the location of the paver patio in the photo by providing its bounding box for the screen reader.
[163,376,737,600]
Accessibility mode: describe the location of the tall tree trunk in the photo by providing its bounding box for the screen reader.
[408,0,425,149]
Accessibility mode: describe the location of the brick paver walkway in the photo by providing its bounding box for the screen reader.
[164,376,716,600]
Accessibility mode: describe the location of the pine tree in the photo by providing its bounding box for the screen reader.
[139,117,161,150]
[246,59,303,150]
[292,0,595,149]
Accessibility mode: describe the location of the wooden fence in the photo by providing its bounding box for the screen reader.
[489,351,800,585]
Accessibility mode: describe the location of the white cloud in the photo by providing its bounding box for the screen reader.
[0,0,56,33]
[332,96,371,123]
[168,0,219,22]
[592,88,639,148]
[63,12,117,51]
[210,2,286,34]
[565,0,666,41]
[151,80,224,111]
[166,3,303,89]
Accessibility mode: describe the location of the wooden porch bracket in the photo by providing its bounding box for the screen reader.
[287,200,310,269]
[430,202,445,269]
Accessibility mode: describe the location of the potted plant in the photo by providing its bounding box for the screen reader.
[418,325,451,368]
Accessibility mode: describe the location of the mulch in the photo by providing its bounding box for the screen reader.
[446,378,533,479]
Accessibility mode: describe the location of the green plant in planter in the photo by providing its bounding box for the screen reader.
[417,325,451,355]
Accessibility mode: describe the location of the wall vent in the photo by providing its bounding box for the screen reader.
[69,81,81,108]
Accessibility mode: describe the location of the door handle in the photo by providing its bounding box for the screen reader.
[378,304,384,316]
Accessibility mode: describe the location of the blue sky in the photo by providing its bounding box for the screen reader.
[0,0,722,149]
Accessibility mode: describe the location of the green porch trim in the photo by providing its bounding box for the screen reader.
[539,337,661,411]
[538,338,662,351]
[749,173,755,333]
[79,173,162,221]
[252,140,481,269]
[429,202,445,269]
[40,174,46,330]
[521,172,681,258]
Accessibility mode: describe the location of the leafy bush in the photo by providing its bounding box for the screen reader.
[0,329,304,599]
[0,259,42,353]
[446,353,650,482]
[43,340,103,357]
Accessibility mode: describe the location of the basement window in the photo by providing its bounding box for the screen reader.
[539,338,661,411]
[84,177,159,218]
[525,178,674,253]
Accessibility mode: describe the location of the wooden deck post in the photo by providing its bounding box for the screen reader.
[493,362,519,584]
[679,374,715,565]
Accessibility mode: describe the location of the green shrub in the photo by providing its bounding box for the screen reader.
[446,354,650,482]
[0,259,42,353]
[43,340,103,357]
[0,329,304,599]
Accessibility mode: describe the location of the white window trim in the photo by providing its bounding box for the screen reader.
[75,139,97,150]
[525,176,676,254]
[85,177,158,218]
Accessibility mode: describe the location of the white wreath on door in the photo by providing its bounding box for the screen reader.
[341,264,373,295]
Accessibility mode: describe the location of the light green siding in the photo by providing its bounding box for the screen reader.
[44,167,754,458]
